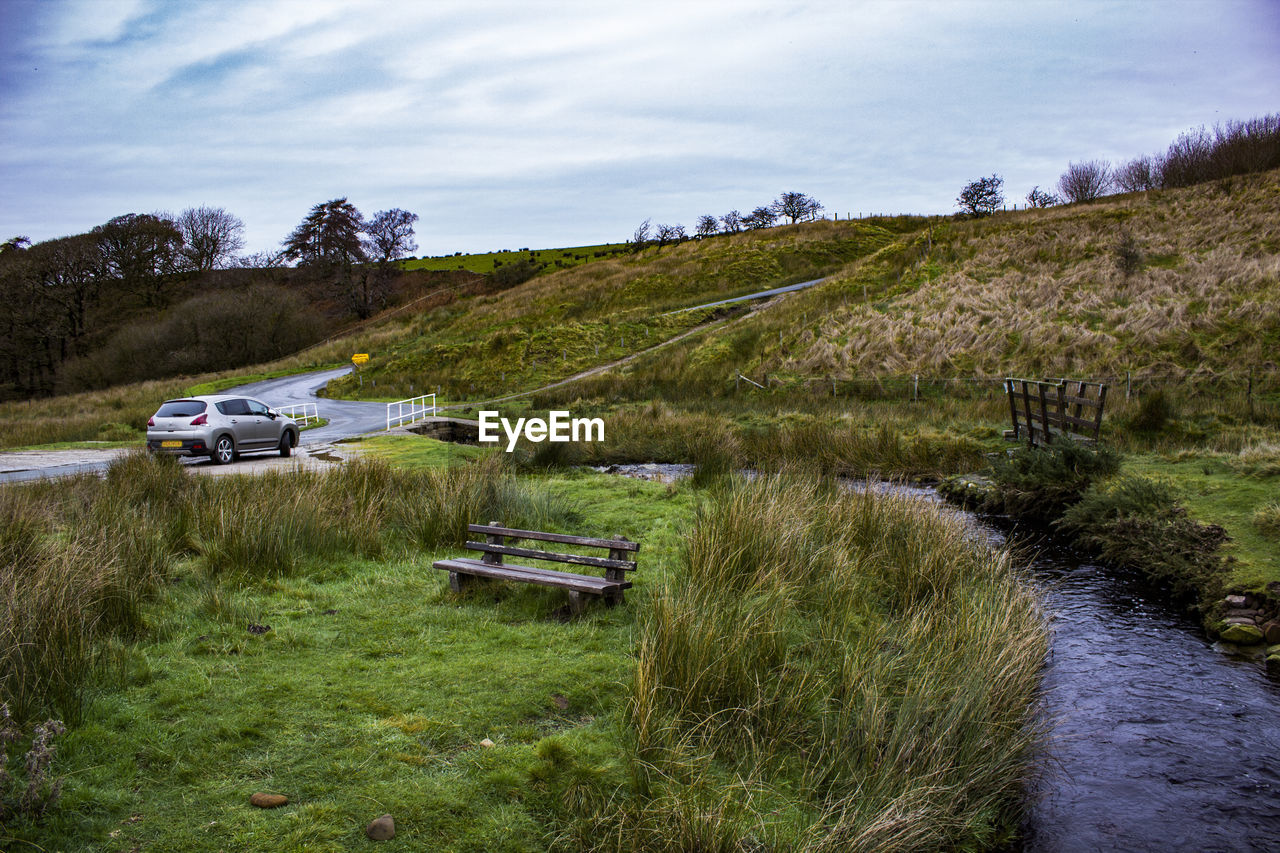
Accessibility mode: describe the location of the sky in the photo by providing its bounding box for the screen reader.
[1,0,1278,258]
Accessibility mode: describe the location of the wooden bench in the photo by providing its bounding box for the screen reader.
[1004,377,1108,448]
[433,522,639,614]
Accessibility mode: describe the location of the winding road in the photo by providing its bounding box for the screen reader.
[1,275,829,484]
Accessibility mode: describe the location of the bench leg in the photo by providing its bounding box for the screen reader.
[604,589,624,607]
[449,571,470,593]
[567,590,583,616]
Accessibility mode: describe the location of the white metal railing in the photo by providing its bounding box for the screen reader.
[275,402,319,425]
[387,393,437,430]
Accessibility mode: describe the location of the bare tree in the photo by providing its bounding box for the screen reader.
[177,206,246,272]
[743,206,777,230]
[233,250,286,269]
[0,236,30,257]
[695,214,719,238]
[773,191,823,223]
[654,223,685,249]
[356,208,419,319]
[630,218,652,252]
[956,175,1004,217]
[1057,160,1113,203]
[721,210,743,233]
[1025,186,1061,208]
[1113,156,1159,193]
[363,208,418,264]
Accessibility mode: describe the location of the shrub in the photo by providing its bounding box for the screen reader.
[1114,230,1144,278]
[1058,476,1229,604]
[1057,159,1113,202]
[0,704,65,825]
[1025,185,1061,208]
[1114,155,1160,192]
[956,175,1004,217]
[1127,389,1176,434]
[489,257,543,289]
[987,442,1121,524]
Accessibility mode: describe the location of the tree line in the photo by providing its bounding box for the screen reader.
[0,199,419,399]
[957,113,1280,217]
[630,191,824,250]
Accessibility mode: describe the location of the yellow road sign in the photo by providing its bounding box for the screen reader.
[352,353,369,365]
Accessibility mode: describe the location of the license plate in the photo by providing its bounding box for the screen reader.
[161,440,182,448]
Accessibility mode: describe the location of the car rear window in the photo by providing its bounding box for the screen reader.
[155,400,207,417]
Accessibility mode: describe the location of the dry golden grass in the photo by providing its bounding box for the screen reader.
[740,170,1280,381]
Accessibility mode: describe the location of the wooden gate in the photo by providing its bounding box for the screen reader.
[1005,378,1107,447]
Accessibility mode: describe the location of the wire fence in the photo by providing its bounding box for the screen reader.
[514,367,1280,414]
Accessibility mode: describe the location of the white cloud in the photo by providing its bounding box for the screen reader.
[2,0,1278,252]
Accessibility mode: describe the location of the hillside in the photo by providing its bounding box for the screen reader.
[325,172,1279,407]
[324,219,915,400]
[656,170,1280,385]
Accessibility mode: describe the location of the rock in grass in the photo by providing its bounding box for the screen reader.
[1266,655,1280,677]
[1220,623,1265,645]
[479,738,495,748]
[1262,620,1280,645]
[366,814,395,840]
[250,792,288,808]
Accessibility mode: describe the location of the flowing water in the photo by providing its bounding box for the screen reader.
[1009,532,1280,852]
[604,466,1280,850]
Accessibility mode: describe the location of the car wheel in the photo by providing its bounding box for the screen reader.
[279,431,295,458]
[212,435,235,465]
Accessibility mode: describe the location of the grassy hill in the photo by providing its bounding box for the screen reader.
[625,170,1280,386]
[404,241,631,274]
[320,173,1280,408]
[325,219,917,401]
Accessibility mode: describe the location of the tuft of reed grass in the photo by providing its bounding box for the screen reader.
[1254,501,1280,540]
[559,472,1046,851]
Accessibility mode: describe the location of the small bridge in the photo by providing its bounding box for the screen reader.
[1005,378,1107,448]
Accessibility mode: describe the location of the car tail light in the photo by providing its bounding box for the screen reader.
[190,414,208,426]
[147,416,155,426]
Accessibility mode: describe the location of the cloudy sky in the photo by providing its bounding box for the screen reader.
[1,0,1277,257]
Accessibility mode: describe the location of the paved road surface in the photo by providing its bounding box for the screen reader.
[657,276,824,316]
[227,366,388,444]
[0,366,385,483]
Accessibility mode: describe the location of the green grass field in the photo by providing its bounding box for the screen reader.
[2,443,1045,851]
[403,242,631,275]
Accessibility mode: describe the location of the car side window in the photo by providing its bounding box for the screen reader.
[245,399,270,417]
[217,399,251,416]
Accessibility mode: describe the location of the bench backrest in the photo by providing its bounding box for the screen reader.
[464,522,638,578]
[1005,378,1108,448]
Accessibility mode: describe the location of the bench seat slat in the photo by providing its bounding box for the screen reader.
[465,524,639,552]
[434,558,632,594]
[463,542,637,571]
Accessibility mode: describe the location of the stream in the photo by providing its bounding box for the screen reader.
[1007,529,1280,851]
[603,467,1280,850]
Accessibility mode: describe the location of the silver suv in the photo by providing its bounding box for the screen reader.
[146,395,299,464]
